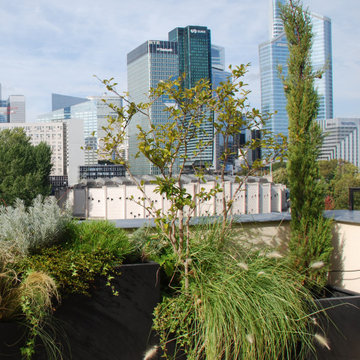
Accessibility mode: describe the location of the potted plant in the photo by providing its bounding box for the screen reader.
[0,197,160,359]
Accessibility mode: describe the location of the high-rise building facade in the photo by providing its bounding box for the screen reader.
[0,121,66,176]
[127,40,179,175]
[168,26,212,88]
[127,26,217,175]
[169,26,214,169]
[259,0,333,137]
[211,44,238,171]
[318,118,360,168]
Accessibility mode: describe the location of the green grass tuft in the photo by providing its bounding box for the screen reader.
[153,225,319,360]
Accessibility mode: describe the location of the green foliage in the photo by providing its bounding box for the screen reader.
[66,220,134,260]
[288,216,333,292]
[153,227,318,360]
[319,160,360,209]
[19,271,60,359]
[0,217,133,358]
[0,247,22,320]
[332,172,360,209]
[0,128,52,206]
[0,196,72,255]
[272,166,289,185]
[99,65,286,290]
[319,159,340,183]
[19,220,135,298]
[0,251,62,360]
[131,226,177,280]
[22,246,120,296]
[280,0,333,289]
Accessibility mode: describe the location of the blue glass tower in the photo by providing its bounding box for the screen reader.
[259,0,333,137]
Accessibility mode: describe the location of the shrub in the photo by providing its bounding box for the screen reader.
[0,196,72,255]
[131,226,177,278]
[22,246,120,297]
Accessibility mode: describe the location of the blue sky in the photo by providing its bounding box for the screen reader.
[0,0,359,121]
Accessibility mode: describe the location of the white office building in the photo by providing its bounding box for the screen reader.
[0,121,66,176]
[318,118,360,168]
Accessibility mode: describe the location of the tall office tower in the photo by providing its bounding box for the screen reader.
[270,0,284,38]
[168,26,212,88]
[0,85,26,123]
[0,100,7,123]
[127,26,219,175]
[0,84,7,122]
[259,0,333,137]
[211,44,227,85]
[127,40,179,175]
[38,94,122,184]
[169,26,214,169]
[52,93,88,111]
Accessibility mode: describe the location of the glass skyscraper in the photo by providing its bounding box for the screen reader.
[168,26,212,88]
[259,0,333,137]
[127,40,179,175]
[169,26,213,169]
[127,26,216,175]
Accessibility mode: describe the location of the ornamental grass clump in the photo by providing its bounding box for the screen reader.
[0,246,22,320]
[18,270,61,360]
[0,256,61,359]
[153,227,319,360]
[67,220,134,259]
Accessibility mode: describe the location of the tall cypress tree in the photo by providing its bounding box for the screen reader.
[280,0,332,291]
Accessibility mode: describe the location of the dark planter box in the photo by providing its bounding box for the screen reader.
[309,286,360,360]
[0,262,160,360]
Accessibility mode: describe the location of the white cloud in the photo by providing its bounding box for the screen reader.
[0,0,358,121]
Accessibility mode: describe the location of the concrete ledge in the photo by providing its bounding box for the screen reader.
[324,210,360,225]
[109,212,291,229]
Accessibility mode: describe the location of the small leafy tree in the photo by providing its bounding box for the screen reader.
[280,0,333,290]
[208,64,286,232]
[0,128,52,206]
[99,65,285,288]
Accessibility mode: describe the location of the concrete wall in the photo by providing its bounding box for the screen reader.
[231,217,360,294]
[329,221,360,293]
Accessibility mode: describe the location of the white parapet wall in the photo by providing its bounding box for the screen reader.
[62,176,288,220]
[328,219,360,293]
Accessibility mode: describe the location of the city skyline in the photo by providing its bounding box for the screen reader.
[0,0,359,122]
